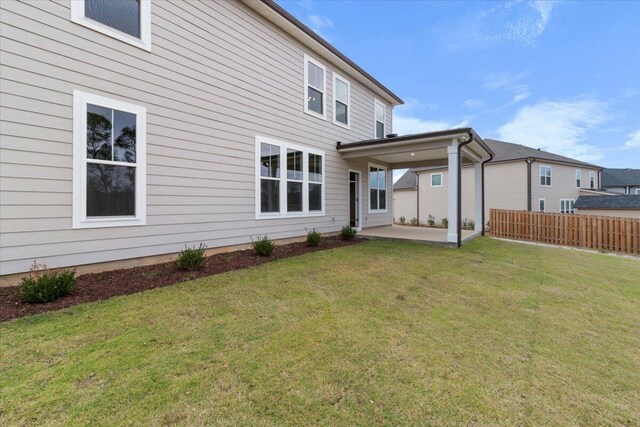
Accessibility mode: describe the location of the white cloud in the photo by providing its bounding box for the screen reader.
[483,71,531,111]
[308,14,333,31]
[393,115,468,135]
[464,98,485,110]
[497,98,609,162]
[624,129,640,149]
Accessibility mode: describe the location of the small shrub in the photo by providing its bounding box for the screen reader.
[20,261,76,303]
[410,217,417,225]
[177,243,207,270]
[441,217,448,228]
[341,225,358,240]
[467,219,476,230]
[306,228,322,247]
[427,214,435,227]
[251,235,276,256]
[399,216,406,224]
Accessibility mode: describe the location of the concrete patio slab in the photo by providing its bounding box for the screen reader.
[360,225,480,246]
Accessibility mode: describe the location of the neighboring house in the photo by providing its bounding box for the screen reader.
[393,139,602,224]
[574,195,640,219]
[601,168,640,195]
[392,171,418,222]
[0,0,406,277]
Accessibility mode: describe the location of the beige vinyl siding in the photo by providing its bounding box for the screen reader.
[416,167,475,224]
[532,164,601,213]
[392,189,417,223]
[485,162,528,216]
[573,209,640,219]
[0,0,393,274]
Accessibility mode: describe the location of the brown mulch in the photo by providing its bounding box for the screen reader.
[0,236,365,322]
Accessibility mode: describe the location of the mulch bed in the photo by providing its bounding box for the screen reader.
[1,236,365,322]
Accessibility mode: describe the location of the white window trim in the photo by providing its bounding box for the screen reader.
[255,136,325,219]
[560,199,575,214]
[575,170,581,188]
[589,171,596,189]
[374,99,386,139]
[539,198,545,212]
[72,90,147,229]
[430,173,443,188]
[368,162,388,213]
[71,0,151,51]
[303,54,326,120]
[332,73,351,129]
[539,165,552,187]
[636,188,640,195]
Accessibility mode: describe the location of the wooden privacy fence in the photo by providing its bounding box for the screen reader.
[489,209,640,255]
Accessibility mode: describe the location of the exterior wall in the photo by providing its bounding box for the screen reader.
[392,189,417,223]
[485,162,528,216]
[0,0,394,275]
[531,163,601,213]
[603,186,640,195]
[574,209,640,219]
[416,167,475,225]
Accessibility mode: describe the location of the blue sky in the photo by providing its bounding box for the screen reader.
[279,0,640,179]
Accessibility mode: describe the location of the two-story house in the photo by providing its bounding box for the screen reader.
[393,139,602,224]
[601,168,640,195]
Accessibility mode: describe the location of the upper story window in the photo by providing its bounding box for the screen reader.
[374,100,386,138]
[71,0,152,51]
[256,136,324,218]
[636,188,640,195]
[333,74,350,128]
[575,170,581,188]
[539,165,552,187]
[431,173,443,187]
[73,90,147,228]
[589,171,596,189]
[304,54,326,119]
[369,164,387,212]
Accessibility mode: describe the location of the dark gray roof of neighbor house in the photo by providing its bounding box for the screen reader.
[574,195,640,210]
[483,139,601,168]
[601,168,640,187]
[393,170,418,190]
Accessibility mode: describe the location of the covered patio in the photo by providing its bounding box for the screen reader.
[337,127,494,247]
[359,225,479,246]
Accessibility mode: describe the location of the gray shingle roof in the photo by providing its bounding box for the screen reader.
[601,168,640,187]
[574,195,640,210]
[483,139,600,168]
[393,170,418,190]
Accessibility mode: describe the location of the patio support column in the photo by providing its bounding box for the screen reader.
[447,141,459,243]
[474,161,483,232]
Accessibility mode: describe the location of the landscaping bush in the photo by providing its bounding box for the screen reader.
[341,225,358,240]
[399,216,406,224]
[467,219,476,230]
[427,214,435,227]
[441,217,448,228]
[177,243,207,270]
[306,228,322,247]
[410,217,417,225]
[19,262,76,303]
[251,235,276,256]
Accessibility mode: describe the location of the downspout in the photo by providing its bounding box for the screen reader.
[526,158,535,211]
[456,133,473,247]
[480,151,494,236]
[413,172,420,225]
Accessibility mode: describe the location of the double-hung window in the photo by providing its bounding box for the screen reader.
[374,100,386,138]
[304,54,326,119]
[589,171,596,189]
[540,165,552,187]
[560,199,575,214]
[256,136,324,218]
[71,0,152,51]
[369,164,387,212]
[635,188,640,195]
[539,199,545,212]
[73,90,146,228]
[575,170,581,188]
[333,74,350,127]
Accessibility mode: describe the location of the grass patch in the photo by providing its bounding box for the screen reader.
[1,238,639,425]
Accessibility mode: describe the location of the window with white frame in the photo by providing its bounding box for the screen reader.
[256,136,324,217]
[635,188,640,195]
[71,0,151,51]
[73,90,146,228]
[369,164,387,211]
[539,199,545,212]
[431,173,443,187]
[374,100,385,138]
[560,199,575,214]
[589,171,596,189]
[333,74,350,127]
[539,165,552,186]
[304,54,326,118]
[575,170,581,188]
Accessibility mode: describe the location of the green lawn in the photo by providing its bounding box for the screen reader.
[1,238,639,426]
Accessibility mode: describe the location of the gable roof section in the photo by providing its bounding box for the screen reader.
[575,195,640,210]
[245,0,403,105]
[393,170,418,190]
[601,168,640,187]
[484,139,601,168]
